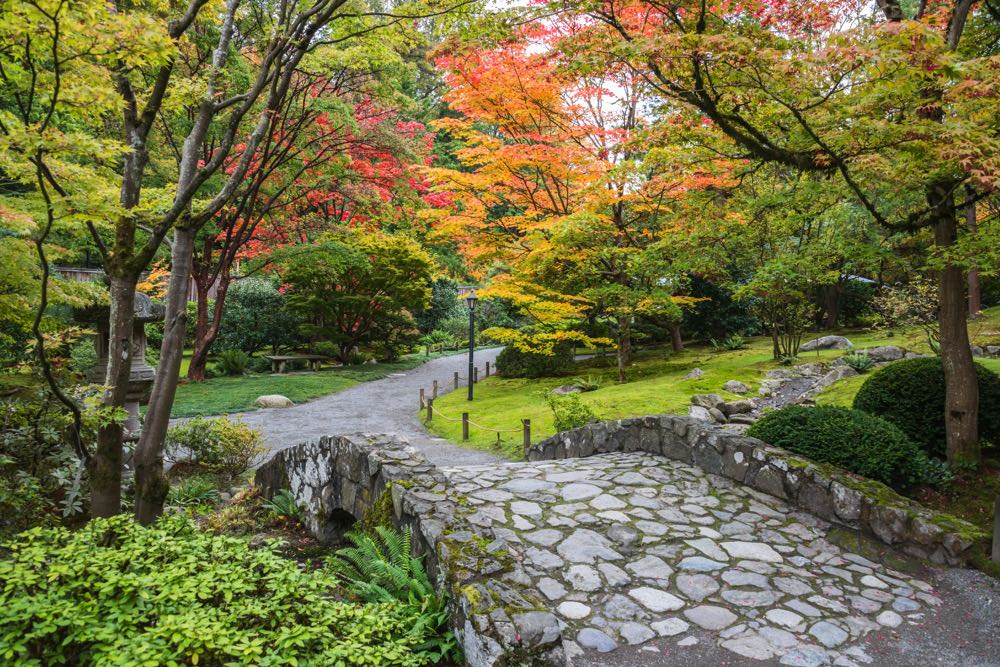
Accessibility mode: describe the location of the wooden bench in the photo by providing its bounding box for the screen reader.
[264,354,329,373]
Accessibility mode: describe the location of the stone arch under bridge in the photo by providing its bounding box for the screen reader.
[255,417,984,667]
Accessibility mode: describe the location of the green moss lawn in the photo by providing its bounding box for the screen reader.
[426,307,1000,459]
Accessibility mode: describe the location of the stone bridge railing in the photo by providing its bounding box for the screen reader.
[255,434,564,667]
[527,415,985,566]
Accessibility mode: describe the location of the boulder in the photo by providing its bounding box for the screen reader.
[862,345,905,363]
[721,399,754,416]
[688,405,715,423]
[691,393,725,410]
[987,345,1000,357]
[723,380,749,394]
[551,385,583,395]
[800,335,853,352]
[728,414,757,425]
[254,394,294,408]
[971,345,984,358]
[684,367,705,380]
[708,407,727,423]
[815,366,858,389]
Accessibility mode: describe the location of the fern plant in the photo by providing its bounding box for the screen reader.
[262,489,302,521]
[328,527,459,663]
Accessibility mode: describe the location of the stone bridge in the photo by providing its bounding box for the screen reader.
[255,415,991,667]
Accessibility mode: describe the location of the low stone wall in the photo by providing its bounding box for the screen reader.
[527,415,985,566]
[256,434,564,667]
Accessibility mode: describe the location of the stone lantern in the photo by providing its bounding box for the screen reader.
[76,292,165,439]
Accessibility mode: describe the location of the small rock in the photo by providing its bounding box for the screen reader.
[862,345,905,362]
[678,556,727,572]
[629,587,685,612]
[691,393,725,409]
[676,574,720,602]
[721,541,784,563]
[765,609,804,628]
[577,628,617,652]
[892,597,920,612]
[810,620,849,648]
[721,634,776,660]
[254,394,293,408]
[558,601,591,620]
[688,405,715,422]
[724,380,750,394]
[721,399,754,416]
[684,368,705,380]
[677,636,699,647]
[801,335,853,351]
[709,407,728,423]
[876,610,903,627]
[619,622,655,645]
[651,618,690,636]
[684,605,738,630]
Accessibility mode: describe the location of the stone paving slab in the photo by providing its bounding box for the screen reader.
[442,452,952,666]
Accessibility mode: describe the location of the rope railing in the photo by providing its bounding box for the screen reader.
[417,358,529,448]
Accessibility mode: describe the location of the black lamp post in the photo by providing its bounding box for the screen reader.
[465,289,478,400]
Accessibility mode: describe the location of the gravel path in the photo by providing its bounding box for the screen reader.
[217,348,506,467]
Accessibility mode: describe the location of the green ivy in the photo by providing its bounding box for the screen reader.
[0,516,445,666]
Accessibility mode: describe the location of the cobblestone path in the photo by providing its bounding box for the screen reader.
[441,452,999,667]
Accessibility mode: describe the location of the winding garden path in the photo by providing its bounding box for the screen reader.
[226,347,506,467]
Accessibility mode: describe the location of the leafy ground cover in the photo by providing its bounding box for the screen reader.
[169,349,481,418]
[426,307,1000,460]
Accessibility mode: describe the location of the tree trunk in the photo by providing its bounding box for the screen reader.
[966,200,981,319]
[616,316,631,383]
[933,187,979,467]
[669,323,684,352]
[134,226,197,524]
[89,275,137,518]
[187,273,230,381]
[821,283,842,329]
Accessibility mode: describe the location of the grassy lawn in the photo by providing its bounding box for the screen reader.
[170,349,480,418]
[427,307,1000,460]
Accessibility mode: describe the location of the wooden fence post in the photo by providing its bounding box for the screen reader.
[419,388,425,408]
[462,412,469,441]
[453,371,459,389]
[425,344,430,357]
[426,398,433,421]
[522,418,531,450]
[473,367,479,383]
[485,361,490,378]
[432,380,438,399]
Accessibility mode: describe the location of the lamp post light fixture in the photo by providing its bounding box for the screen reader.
[466,289,478,400]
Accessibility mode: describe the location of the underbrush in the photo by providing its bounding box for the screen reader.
[0,515,454,666]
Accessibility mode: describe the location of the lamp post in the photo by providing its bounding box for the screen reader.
[466,289,478,400]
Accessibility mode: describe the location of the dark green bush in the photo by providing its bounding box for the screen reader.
[495,344,574,378]
[747,405,930,490]
[546,393,598,432]
[852,357,1000,458]
[215,348,249,376]
[0,516,443,666]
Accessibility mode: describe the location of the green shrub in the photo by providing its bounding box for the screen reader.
[546,393,598,432]
[165,416,266,479]
[262,489,302,521]
[842,351,874,373]
[0,516,443,666]
[246,355,273,374]
[495,344,574,378]
[215,349,249,376]
[571,375,602,392]
[852,357,1000,458]
[328,526,458,664]
[747,405,931,490]
[167,475,220,508]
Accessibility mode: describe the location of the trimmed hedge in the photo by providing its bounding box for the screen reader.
[747,405,930,490]
[852,357,1000,458]
[495,344,574,378]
